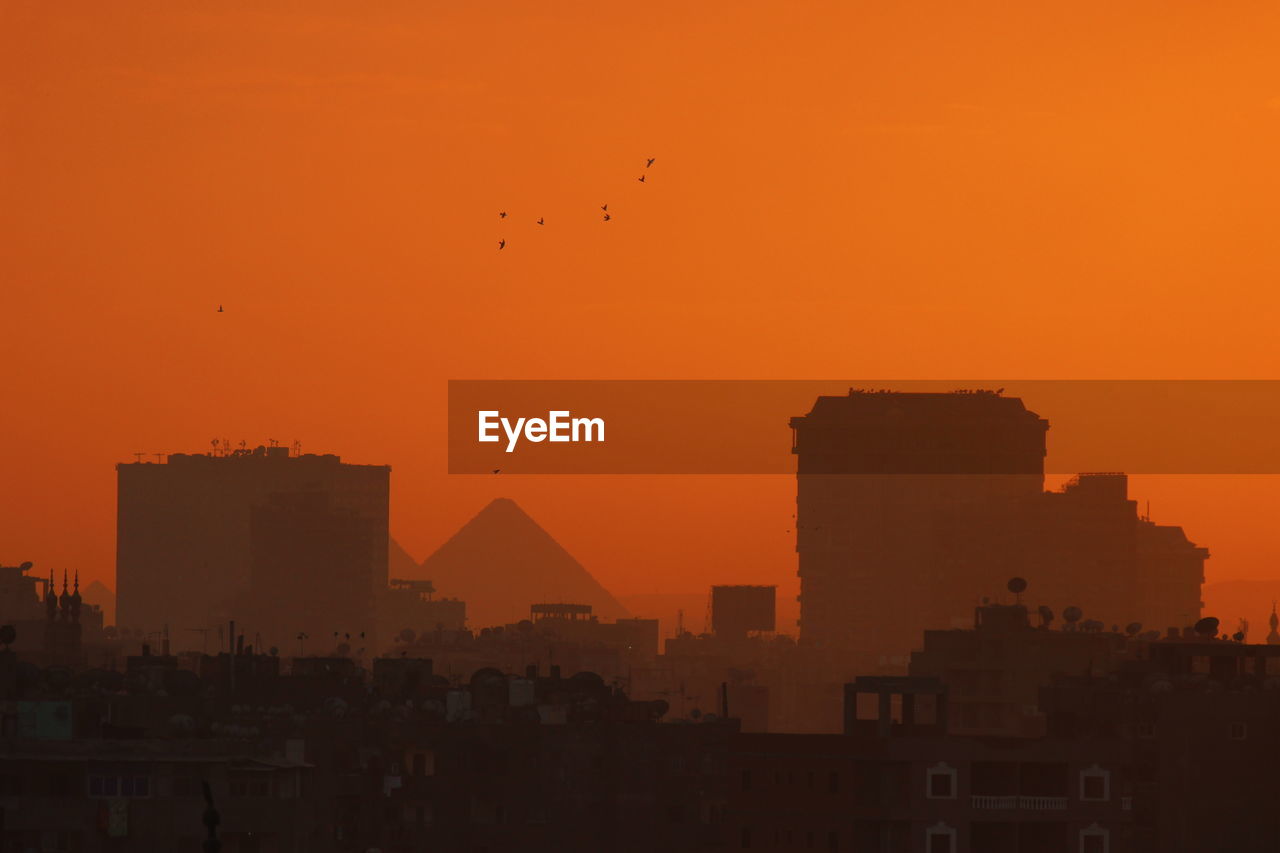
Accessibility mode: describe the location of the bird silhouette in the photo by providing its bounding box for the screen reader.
[637,175,646,183]
[492,468,501,474]
[601,204,608,211]
[498,239,506,249]
[498,211,507,219]
[603,213,611,222]
[536,217,544,225]
[217,305,224,313]
[646,158,656,167]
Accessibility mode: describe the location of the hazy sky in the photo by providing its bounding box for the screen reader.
[3,2,1279,630]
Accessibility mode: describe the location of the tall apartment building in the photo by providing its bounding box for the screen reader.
[116,446,389,649]
[790,390,1207,672]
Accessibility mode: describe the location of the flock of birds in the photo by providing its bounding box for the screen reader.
[497,157,656,250]
[216,158,658,310]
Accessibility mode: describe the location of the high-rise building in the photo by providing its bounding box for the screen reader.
[116,446,389,648]
[791,390,1207,672]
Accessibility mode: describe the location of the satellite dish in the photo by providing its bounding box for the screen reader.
[1194,617,1220,638]
[1125,622,1143,636]
[19,562,32,572]
[1038,606,1055,628]
[1063,606,1083,624]
[1007,577,1027,594]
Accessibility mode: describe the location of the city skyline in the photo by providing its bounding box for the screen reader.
[5,2,1280,637]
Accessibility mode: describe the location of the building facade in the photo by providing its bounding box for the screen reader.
[116,446,389,648]
[791,390,1208,672]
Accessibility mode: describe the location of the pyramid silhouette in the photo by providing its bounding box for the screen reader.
[419,498,629,628]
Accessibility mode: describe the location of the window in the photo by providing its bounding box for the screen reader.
[89,776,118,797]
[89,775,150,798]
[925,822,956,853]
[1080,766,1110,801]
[1080,823,1109,853]
[229,777,270,798]
[1229,722,1248,741]
[120,777,149,797]
[926,763,957,800]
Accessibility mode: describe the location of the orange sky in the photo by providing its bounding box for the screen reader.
[3,2,1280,632]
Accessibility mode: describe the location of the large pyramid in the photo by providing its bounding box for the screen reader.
[418,498,629,628]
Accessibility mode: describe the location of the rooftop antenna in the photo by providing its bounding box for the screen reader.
[1007,577,1027,605]
[676,608,684,637]
[133,452,145,463]
[153,453,164,463]
[291,439,302,457]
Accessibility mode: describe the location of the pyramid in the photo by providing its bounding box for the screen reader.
[419,498,629,628]
[82,580,115,626]
[388,536,420,580]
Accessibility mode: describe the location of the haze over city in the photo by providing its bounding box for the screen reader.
[4,5,1280,850]
[6,2,1280,634]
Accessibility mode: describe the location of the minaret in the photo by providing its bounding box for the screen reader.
[1267,602,1280,645]
[59,570,71,622]
[71,572,82,625]
[45,569,57,621]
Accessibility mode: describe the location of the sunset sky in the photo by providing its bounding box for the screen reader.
[4,2,1280,632]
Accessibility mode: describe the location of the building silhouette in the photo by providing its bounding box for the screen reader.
[116,446,389,648]
[246,489,379,653]
[791,390,1208,671]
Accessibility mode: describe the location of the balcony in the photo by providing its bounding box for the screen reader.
[1018,796,1067,810]
[969,795,1067,810]
[971,795,1018,809]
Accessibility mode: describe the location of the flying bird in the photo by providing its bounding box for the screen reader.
[492,468,501,474]
[498,239,506,249]
[536,217,544,225]
[637,175,646,183]
[498,211,507,219]
[603,213,611,222]
[601,204,608,211]
[646,158,656,167]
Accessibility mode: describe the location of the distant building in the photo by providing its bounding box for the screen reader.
[383,578,467,638]
[116,446,389,649]
[791,390,1208,671]
[0,562,103,665]
[711,585,776,640]
[247,490,379,653]
[909,599,1132,738]
[726,675,1133,853]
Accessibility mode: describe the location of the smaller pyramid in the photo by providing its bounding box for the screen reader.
[82,580,115,625]
[419,498,629,628]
